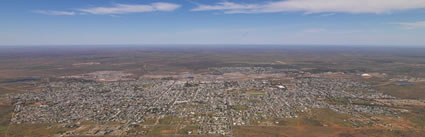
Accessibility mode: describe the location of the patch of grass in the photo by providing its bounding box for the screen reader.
[148,125,175,136]
[231,105,248,111]
[158,116,181,125]
[308,108,351,127]
[377,82,425,99]
[6,123,69,137]
[143,117,157,125]
[184,83,199,87]
[0,105,13,136]
[302,118,322,126]
[326,97,350,105]
[142,84,153,88]
[178,125,198,134]
[56,130,66,134]
[0,85,19,95]
[339,133,355,137]
[0,126,7,132]
[273,118,296,126]
[239,88,265,97]
[402,109,425,129]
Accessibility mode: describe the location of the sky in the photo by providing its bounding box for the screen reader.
[1,0,425,46]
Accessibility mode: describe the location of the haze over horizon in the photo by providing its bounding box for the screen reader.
[1,0,425,46]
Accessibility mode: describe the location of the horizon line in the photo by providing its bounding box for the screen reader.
[0,44,424,48]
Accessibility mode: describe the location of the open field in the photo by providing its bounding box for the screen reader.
[1,46,425,80]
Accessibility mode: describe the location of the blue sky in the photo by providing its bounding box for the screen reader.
[1,0,425,46]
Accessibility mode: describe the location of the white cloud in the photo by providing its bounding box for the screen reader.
[319,13,336,17]
[78,2,180,15]
[33,10,76,16]
[192,0,425,14]
[393,21,425,29]
[192,2,258,11]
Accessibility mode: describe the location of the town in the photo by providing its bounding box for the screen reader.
[8,67,405,136]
